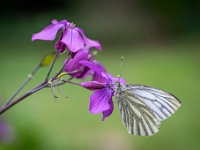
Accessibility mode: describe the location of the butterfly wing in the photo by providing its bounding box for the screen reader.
[115,84,181,136]
[116,89,160,136]
[126,84,182,121]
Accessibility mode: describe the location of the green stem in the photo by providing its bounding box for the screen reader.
[0,51,75,115]
[61,79,80,86]
[45,51,59,81]
[4,65,40,106]
[0,81,48,115]
[56,55,72,76]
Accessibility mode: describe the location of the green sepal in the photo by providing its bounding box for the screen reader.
[40,52,56,67]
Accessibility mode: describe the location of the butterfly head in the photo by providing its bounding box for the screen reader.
[113,77,125,95]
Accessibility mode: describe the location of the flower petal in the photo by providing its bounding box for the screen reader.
[102,99,114,121]
[61,28,84,52]
[80,60,108,83]
[55,41,67,53]
[76,27,102,51]
[74,67,92,79]
[92,61,107,82]
[51,19,58,24]
[79,60,102,75]
[55,33,67,53]
[32,20,67,41]
[89,88,113,114]
[64,50,89,72]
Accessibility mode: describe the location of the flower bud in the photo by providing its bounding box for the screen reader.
[81,81,105,90]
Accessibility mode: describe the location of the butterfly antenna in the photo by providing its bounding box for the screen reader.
[118,56,124,82]
[117,56,124,90]
[120,56,124,78]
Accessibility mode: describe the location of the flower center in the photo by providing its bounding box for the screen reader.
[68,22,76,29]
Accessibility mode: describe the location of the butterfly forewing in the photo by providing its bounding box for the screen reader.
[126,84,181,121]
[115,84,181,136]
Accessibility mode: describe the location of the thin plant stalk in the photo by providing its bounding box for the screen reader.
[56,55,72,76]
[4,65,40,106]
[45,51,59,81]
[0,81,48,115]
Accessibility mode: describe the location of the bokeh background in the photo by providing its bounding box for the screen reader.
[0,0,200,149]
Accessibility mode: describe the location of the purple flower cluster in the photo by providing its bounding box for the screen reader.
[32,19,126,121]
[32,19,102,53]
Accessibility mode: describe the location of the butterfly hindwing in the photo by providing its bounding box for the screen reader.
[116,88,160,136]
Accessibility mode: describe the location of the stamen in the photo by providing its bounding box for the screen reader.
[48,80,58,102]
[55,83,69,98]
[68,22,76,28]
[91,50,98,56]
[49,78,69,100]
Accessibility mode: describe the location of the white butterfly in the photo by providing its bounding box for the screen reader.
[114,82,181,136]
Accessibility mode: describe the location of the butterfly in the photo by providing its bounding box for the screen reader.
[114,82,181,136]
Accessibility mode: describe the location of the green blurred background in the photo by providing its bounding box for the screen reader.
[0,0,200,149]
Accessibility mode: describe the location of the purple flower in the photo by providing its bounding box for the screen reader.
[32,19,102,53]
[63,46,96,79]
[80,60,126,121]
